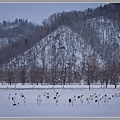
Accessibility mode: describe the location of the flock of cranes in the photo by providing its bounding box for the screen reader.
[68,93,120,106]
[8,89,120,107]
[8,93,26,106]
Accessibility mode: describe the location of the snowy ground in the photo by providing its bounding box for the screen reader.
[0,84,120,118]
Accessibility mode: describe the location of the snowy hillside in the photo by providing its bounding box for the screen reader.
[4,20,119,85]
[87,16,120,46]
[1,4,119,86]
[9,25,93,68]
[9,16,120,67]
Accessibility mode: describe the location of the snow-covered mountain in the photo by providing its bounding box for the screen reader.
[1,3,120,85]
[87,16,120,63]
[7,16,120,69]
[9,25,90,68]
[0,19,38,66]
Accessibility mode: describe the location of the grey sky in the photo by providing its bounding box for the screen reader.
[0,3,108,25]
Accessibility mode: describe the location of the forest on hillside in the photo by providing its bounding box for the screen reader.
[0,3,120,90]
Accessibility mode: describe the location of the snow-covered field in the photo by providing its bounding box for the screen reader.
[0,84,120,118]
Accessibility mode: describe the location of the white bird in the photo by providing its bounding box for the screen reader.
[37,95,42,105]
[69,96,76,106]
[95,94,102,106]
[43,92,49,100]
[8,94,11,101]
[86,97,90,104]
[103,94,107,105]
[12,93,17,106]
[78,95,84,105]
[54,93,60,105]
[23,97,26,106]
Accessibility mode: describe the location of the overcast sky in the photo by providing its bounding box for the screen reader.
[0,3,108,25]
